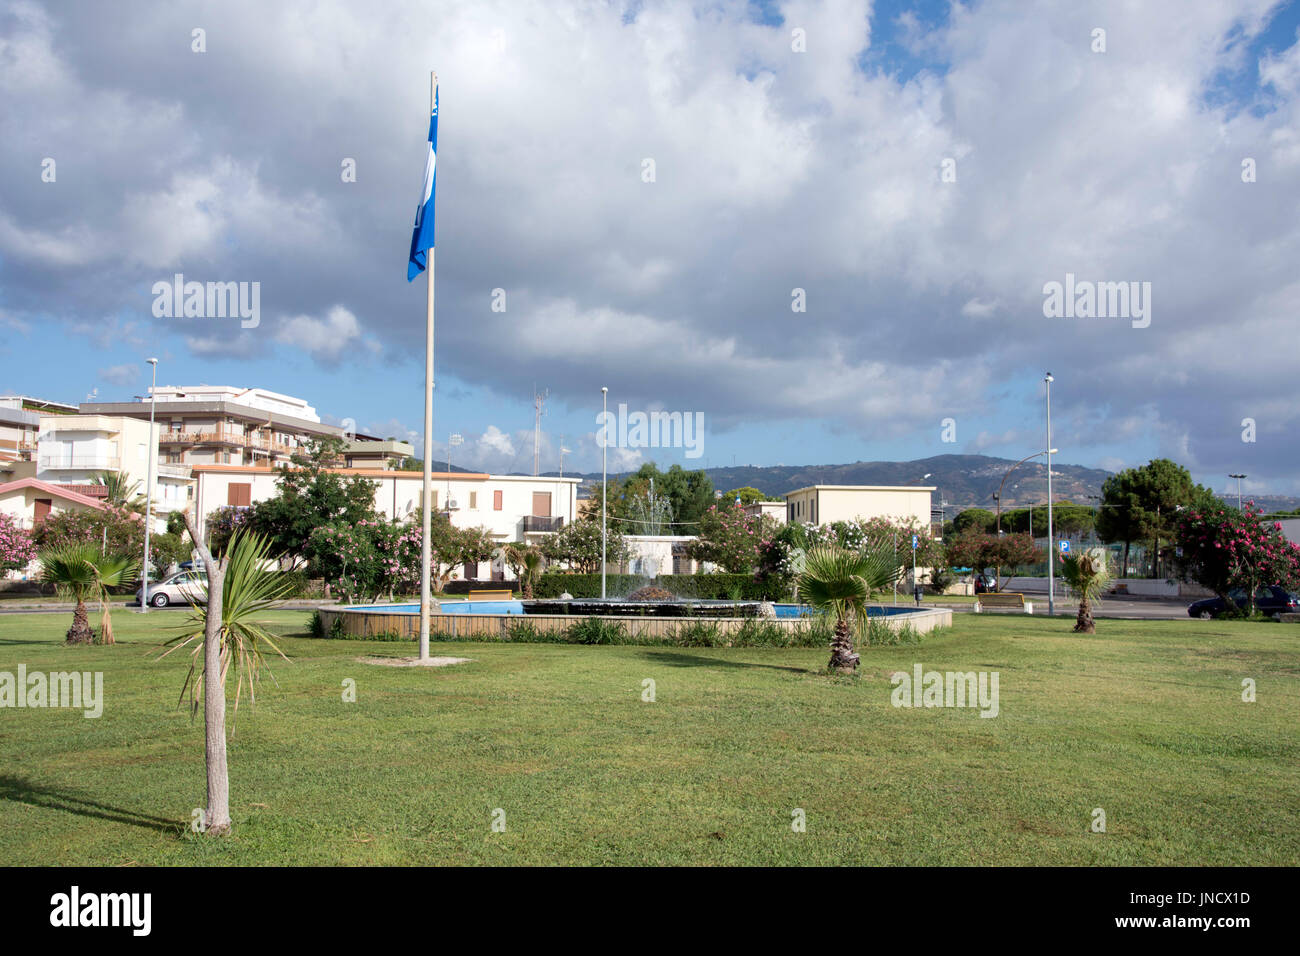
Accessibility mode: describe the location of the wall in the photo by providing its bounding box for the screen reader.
[193,467,581,557]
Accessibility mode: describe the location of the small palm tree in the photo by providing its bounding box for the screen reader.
[796,545,902,673]
[39,544,138,645]
[93,471,144,511]
[1060,550,1112,633]
[161,529,293,726]
[502,543,545,599]
[159,524,293,837]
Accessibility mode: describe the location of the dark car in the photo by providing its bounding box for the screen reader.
[1187,585,1300,619]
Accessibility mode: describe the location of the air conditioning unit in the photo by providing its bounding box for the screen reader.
[447,497,460,511]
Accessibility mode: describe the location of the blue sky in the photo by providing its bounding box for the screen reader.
[2,0,1299,499]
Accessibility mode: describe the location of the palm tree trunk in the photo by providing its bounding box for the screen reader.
[98,604,115,645]
[1073,596,1095,633]
[828,616,859,673]
[184,511,231,836]
[65,598,93,644]
[202,568,231,834]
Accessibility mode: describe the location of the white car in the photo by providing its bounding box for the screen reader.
[137,570,208,608]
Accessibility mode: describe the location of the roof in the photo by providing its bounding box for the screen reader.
[189,464,580,483]
[785,484,938,497]
[79,400,339,437]
[0,477,110,510]
[191,464,491,480]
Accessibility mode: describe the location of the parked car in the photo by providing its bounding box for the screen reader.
[1187,585,1300,619]
[136,570,208,608]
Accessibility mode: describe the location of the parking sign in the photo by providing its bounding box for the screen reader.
[1059,540,1070,554]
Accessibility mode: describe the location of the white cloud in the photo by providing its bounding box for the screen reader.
[97,364,139,387]
[274,305,376,362]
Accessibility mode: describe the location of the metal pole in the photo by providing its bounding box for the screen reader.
[1045,372,1055,616]
[601,386,608,599]
[142,358,158,611]
[418,71,437,662]
[1229,474,1246,511]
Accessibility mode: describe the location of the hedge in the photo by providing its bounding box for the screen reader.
[440,579,522,595]
[307,609,921,648]
[531,572,783,601]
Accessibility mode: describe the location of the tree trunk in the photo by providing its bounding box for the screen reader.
[828,616,859,673]
[1122,541,1130,578]
[1073,596,1095,633]
[65,598,93,644]
[184,511,231,836]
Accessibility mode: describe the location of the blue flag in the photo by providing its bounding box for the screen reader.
[407,87,438,281]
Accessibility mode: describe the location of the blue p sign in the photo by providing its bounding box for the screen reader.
[911,534,918,550]
[1059,540,1070,554]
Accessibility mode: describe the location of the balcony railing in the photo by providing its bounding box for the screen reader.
[39,456,121,470]
[159,428,296,453]
[522,515,563,533]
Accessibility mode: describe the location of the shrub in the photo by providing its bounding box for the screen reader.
[565,617,628,645]
[534,573,650,598]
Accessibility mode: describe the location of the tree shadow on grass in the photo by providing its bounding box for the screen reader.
[637,650,809,673]
[0,774,180,834]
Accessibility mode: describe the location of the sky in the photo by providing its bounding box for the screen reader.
[2,0,1299,500]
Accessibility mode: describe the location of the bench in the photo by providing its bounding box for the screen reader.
[974,592,1033,614]
[468,589,514,601]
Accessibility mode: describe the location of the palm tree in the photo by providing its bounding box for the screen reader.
[796,545,902,673]
[93,471,144,512]
[1059,550,1112,633]
[39,544,137,645]
[160,521,292,836]
[502,543,545,599]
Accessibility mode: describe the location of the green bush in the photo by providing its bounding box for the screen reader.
[565,617,628,645]
[656,573,777,601]
[534,573,650,598]
[532,572,781,601]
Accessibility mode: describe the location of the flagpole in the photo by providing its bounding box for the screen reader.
[419,71,437,661]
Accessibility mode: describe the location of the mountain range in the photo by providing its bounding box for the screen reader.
[549,454,1300,515]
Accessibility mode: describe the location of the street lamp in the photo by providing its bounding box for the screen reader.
[994,450,1057,533]
[141,358,159,612]
[1229,474,1247,511]
[601,387,608,600]
[559,437,571,479]
[1045,372,1055,616]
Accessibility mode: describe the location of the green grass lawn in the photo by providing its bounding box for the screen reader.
[0,608,1296,865]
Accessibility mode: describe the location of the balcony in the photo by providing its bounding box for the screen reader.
[159,428,296,454]
[39,456,121,470]
[522,515,564,533]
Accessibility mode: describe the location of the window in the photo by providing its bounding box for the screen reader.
[532,492,552,517]
[469,491,477,509]
[227,483,252,507]
[493,490,503,511]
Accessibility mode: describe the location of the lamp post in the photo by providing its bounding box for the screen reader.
[1045,372,1055,616]
[601,386,608,600]
[1229,473,1246,511]
[559,437,571,479]
[141,358,159,613]
[993,448,1056,590]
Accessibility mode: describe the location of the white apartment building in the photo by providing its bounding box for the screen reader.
[192,465,581,580]
[784,485,936,530]
[35,414,192,528]
[0,395,77,467]
[81,385,409,471]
